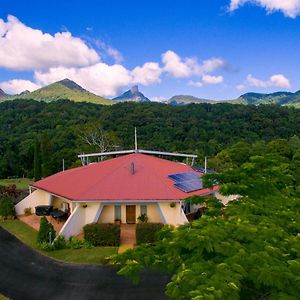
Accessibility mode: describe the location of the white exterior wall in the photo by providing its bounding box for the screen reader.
[15,189,50,215]
[97,203,187,226]
[214,192,240,206]
[158,202,188,226]
[59,202,102,239]
[59,205,85,239]
[99,205,115,223]
[145,204,162,223]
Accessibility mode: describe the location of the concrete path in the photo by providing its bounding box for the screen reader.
[0,227,169,300]
[119,224,136,254]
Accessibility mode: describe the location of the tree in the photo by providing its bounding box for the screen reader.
[33,138,42,181]
[37,216,56,244]
[40,132,52,177]
[0,193,15,219]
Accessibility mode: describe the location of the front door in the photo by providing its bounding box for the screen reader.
[126,205,136,224]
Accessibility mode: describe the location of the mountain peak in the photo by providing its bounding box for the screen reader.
[0,88,8,98]
[57,78,86,92]
[130,85,139,94]
[113,86,150,102]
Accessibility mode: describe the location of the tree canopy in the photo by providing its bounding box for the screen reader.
[1,99,300,179]
[113,140,300,299]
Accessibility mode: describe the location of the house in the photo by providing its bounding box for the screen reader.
[15,152,218,239]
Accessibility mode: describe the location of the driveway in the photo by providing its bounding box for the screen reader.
[0,227,169,300]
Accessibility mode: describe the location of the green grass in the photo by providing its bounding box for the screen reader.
[0,220,117,265]
[0,294,9,300]
[0,178,32,190]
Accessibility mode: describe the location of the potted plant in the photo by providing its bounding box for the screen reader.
[170,202,176,208]
[137,213,148,223]
[114,218,121,225]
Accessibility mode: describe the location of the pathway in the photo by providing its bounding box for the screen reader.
[118,224,136,254]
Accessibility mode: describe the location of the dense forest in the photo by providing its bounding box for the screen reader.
[1,99,300,178]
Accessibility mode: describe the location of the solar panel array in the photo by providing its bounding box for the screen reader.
[168,171,203,193]
[192,166,216,174]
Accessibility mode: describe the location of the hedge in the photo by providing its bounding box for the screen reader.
[83,223,120,246]
[0,193,15,219]
[136,223,164,244]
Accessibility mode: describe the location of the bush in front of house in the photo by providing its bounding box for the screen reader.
[0,193,15,220]
[37,216,56,244]
[136,223,164,244]
[83,223,120,246]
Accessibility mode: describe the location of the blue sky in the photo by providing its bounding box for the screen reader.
[0,0,300,100]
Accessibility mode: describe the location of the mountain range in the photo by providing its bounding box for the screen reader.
[1,78,300,108]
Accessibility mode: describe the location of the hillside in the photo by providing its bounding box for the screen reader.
[167,95,217,106]
[1,79,113,105]
[234,91,300,107]
[113,86,150,102]
[169,90,300,108]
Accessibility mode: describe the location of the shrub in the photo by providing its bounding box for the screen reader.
[52,235,66,250]
[136,223,164,244]
[137,213,148,223]
[0,193,15,219]
[24,207,32,215]
[37,216,56,244]
[67,236,92,249]
[83,223,120,246]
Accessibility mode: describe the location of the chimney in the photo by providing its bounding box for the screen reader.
[131,162,135,174]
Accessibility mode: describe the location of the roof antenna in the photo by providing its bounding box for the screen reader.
[135,127,138,152]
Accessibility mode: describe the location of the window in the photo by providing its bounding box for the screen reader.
[140,205,147,215]
[114,205,121,220]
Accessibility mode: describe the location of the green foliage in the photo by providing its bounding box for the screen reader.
[136,223,164,244]
[33,138,42,181]
[37,216,56,244]
[1,100,300,179]
[0,193,15,218]
[24,207,31,215]
[137,213,148,223]
[83,223,120,246]
[113,145,300,299]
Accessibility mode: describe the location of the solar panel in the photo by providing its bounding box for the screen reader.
[168,171,204,193]
[192,166,216,174]
[168,171,199,182]
[174,179,203,192]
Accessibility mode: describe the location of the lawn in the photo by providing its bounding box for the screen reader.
[0,178,32,190]
[0,220,117,265]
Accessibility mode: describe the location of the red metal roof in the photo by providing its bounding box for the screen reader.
[32,153,218,201]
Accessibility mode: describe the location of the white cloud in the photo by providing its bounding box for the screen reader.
[34,64,132,97]
[0,15,100,71]
[189,75,224,88]
[201,59,226,74]
[151,96,167,102]
[246,74,291,88]
[202,74,224,85]
[229,0,300,18]
[236,84,247,91]
[131,62,162,85]
[162,50,226,80]
[0,79,41,94]
[91,39,123,64]
[162,50,193,78]
[34,62,163,97]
